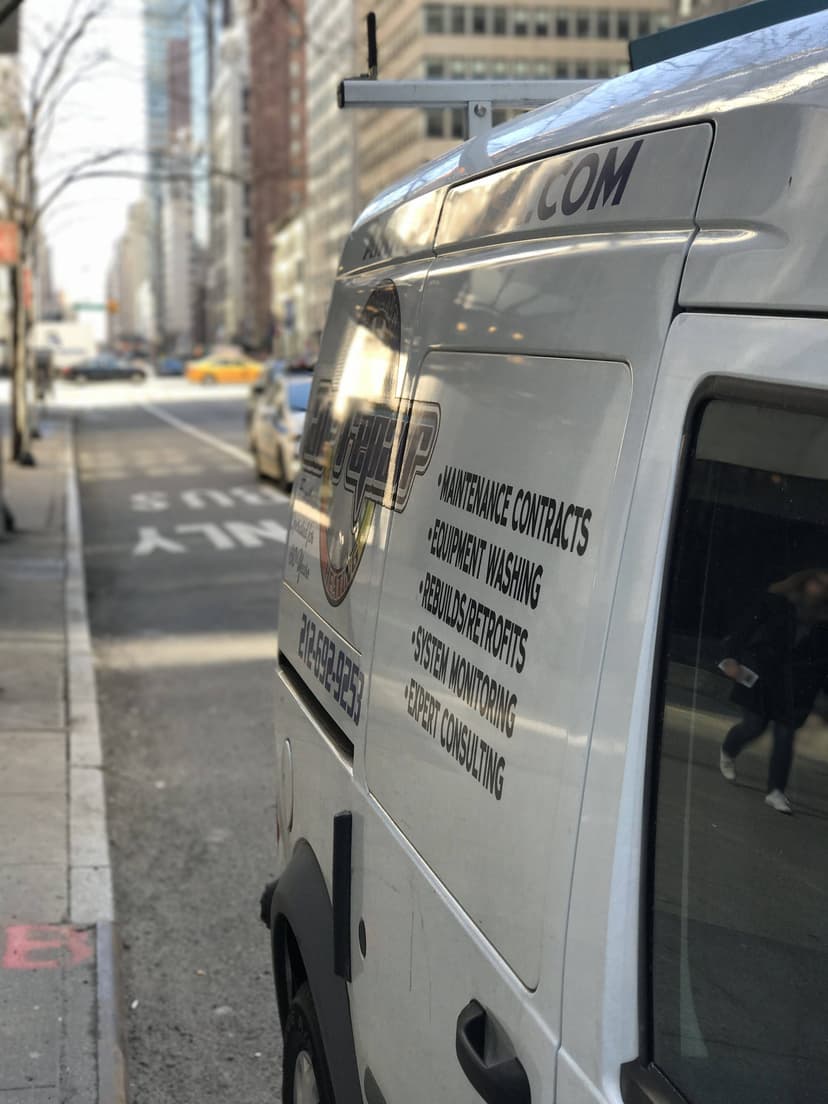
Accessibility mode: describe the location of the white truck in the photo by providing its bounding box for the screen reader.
[263,7,828,1104]
[31,320,96,375]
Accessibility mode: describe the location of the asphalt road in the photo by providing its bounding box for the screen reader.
[75,385,288,1103]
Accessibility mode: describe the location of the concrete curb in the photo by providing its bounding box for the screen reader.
[97,922,129,1104]
[64,422,129,1103]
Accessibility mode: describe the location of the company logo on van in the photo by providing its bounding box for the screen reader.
[302,282,440,606]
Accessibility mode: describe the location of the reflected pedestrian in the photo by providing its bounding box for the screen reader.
[718,568,828,813]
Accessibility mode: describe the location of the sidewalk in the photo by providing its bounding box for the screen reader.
[0,412,126,1104]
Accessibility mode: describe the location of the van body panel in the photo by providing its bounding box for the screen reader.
[436,127,712,254]
[681,103,828,312]
[280,260,433,755]
[340,189,447,275]
[561,312,828,1103]
[364,350,632,987]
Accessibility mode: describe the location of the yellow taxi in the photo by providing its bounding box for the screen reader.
[185,347,263,385]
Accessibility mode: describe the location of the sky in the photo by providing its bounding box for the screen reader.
[22,0,147,305]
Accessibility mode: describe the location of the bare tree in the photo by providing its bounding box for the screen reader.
[1,0,130,464]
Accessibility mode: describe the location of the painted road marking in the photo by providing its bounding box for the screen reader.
[2,925,94,970]
[130,486,285,512]
[133,518,288,555]
[141,401,281,481]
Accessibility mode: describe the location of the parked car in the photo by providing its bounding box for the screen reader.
[248,367,313,488]
[185,348,262,385]
[157,356,186,377]
[62,355,148,383]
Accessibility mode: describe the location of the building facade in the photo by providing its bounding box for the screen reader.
[248,0,307,348]
[209,10,253,345]
[162,130,194,348]
[271,213,309,358]
[109,199,153,343]
[304,0,360,341]
[144,0,190,344]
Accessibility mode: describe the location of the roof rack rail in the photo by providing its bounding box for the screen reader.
[629,0,827,70]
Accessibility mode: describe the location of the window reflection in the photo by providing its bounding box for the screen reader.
[651,397,828,1104]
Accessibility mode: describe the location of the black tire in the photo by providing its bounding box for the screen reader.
[130,371,145,383]
[253,442,266,480]
[274,448,287,489]
[282,982,335,1104]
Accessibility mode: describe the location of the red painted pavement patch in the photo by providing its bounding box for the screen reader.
[1,924,95,970]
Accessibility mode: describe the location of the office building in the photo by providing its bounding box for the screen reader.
[248,0,306,348]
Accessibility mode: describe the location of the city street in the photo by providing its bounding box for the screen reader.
[72,381,287,1103]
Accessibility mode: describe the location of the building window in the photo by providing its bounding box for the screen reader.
[424,4,445,33]
[597,10,610,37]
[450,5,466,33]
[513,8,528,35]
[450,107,465,139]
[450,58,466,79]
[535,9,549,36]
[534,59,552,77]
[596,61,610,78]
[492,6,507,34]
[556,12,570,36]
[472,58,487,77]
[617,11,630,38]
[425,108,444,137]
[425,58,445,77]
[471,5,487,33]
[575,61,589,77]
[493,58,508,77]
[648,392,828,1104]
[576,11,591,36]
[555,60,570,77]
[638,11,651,35]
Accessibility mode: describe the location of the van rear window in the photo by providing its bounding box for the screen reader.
[648,395,828,1104]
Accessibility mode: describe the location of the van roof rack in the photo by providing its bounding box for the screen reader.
[338,12,597,137]
[629,0,827,70]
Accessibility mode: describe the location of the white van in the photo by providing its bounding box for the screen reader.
[262,11,828,1104]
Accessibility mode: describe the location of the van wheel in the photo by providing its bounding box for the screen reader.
[283,983,334,1104]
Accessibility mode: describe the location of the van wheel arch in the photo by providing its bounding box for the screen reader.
[269,839,362,1104]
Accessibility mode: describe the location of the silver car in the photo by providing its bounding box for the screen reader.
[249,369,313,488]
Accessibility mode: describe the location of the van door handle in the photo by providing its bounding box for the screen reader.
[456,1000,530,1104]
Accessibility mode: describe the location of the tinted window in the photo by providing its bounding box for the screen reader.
[650,396,828,1104]
[287,378,312,412]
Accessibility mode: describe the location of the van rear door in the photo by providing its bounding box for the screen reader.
[561,312,828,1104]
